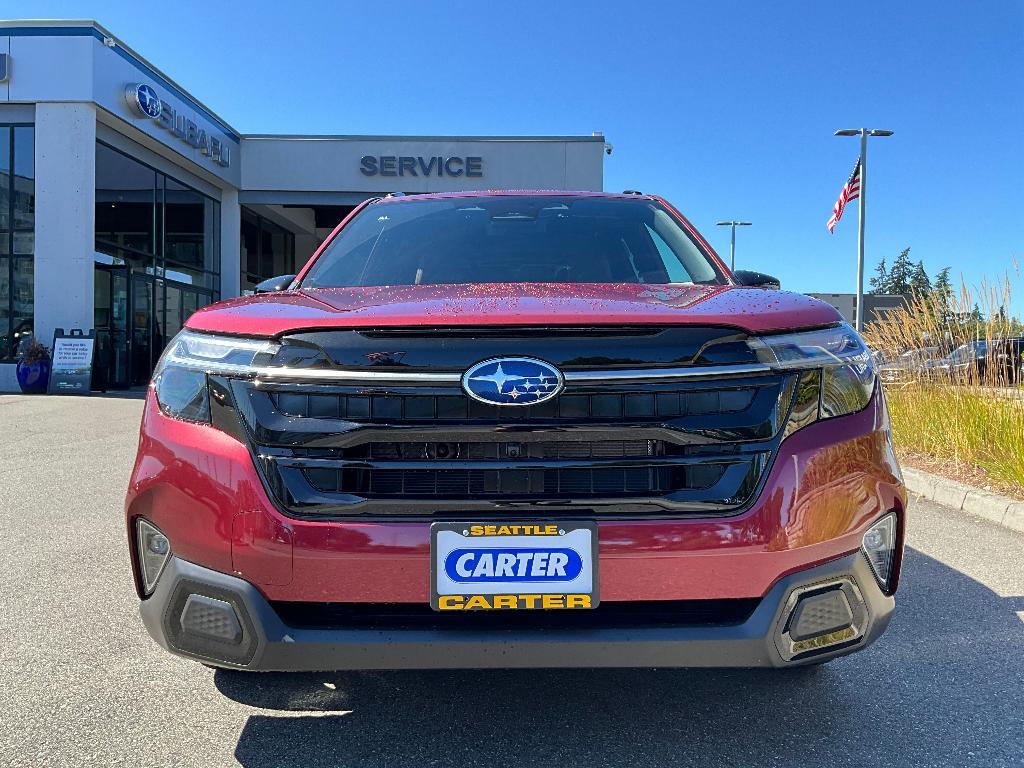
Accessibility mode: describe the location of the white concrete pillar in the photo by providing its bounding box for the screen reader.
[219,187,241,299]
[33,102,96,346]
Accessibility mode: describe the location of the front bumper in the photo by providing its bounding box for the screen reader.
[126,385,906,605]
[140,550,894,671]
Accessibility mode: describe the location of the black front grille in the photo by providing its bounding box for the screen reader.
[223,327,794,519]
[272,387,755,422]
[271,598,763,631]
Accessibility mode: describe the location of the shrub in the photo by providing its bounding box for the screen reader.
[863,266,1024,494]
[19,339,50,366]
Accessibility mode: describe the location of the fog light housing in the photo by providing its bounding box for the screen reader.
[775,578,868,661]
[136,519,171,595]
[862,513,897,590]
[789,588,855,641]
[180,594,243,644]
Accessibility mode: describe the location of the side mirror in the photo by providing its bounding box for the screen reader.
[732,269,781,290]
[254,274,296,294]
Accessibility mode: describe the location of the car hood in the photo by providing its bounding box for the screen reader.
[185,282,842,337]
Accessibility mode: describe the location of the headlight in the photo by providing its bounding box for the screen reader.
[152,330,276,422]
[748,324,878,436]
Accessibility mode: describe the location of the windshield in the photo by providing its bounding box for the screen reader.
[301,195,725,288]
[898,347,939,364]
[949,341,987,362]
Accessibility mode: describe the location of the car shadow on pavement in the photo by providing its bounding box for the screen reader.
[217,547,1024,768]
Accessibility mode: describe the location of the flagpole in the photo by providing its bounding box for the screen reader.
[835,128,893,333]
[856,129,867,332]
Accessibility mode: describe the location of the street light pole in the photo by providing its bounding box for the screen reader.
[730,224,736,271]
[715,220,752,271]
[834,128,893,332]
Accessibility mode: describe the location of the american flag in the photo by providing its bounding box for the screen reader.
[827,159,861,233]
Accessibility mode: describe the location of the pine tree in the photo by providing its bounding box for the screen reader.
[933,267,952,299]
[869,258,889,294]
[909,260,932,297]
[931,267,954,329]
[887,248,915,295]
[968,304,985,339]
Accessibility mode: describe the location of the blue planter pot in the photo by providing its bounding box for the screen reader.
[16,359,50,394]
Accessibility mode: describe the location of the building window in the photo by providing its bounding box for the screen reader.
[165,176,221,294]
[241,207,295,294]
[94,141,221,385]
[0,125,34,360]
[94,142,221,291]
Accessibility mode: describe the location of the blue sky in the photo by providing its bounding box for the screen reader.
[10,0,1024,306]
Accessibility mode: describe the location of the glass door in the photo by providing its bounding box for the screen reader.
[93,263,130,389]
[130,274,155,386]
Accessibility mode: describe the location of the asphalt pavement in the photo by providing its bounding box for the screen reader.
[0,394,1022,768]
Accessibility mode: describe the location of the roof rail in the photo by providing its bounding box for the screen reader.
[622,189,644,196]
[385,191,406,198]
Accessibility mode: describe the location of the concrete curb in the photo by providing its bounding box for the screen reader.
[902,466,1024,535]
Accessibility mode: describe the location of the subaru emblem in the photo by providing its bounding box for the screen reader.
[462,357,564,407]
[126,83,162,119]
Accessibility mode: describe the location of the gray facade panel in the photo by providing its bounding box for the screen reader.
[240,136,604,194]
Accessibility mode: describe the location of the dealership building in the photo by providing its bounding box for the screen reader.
[0,20,606,390]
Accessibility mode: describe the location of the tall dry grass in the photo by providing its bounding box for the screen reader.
[862,267,1024,494]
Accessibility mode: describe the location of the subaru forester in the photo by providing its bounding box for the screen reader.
[126,191,905,670]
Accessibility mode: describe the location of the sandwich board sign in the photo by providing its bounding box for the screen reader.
[48,328,96,394]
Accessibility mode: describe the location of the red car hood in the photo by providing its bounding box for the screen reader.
[186,283,841,337]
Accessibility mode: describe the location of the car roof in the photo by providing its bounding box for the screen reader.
[372,190,658,203]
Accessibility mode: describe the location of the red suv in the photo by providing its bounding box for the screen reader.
[126,191,905,670]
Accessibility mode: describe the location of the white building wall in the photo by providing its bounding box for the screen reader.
[33,103,97,349]
[7,33,94,102]
[0,36,9,102]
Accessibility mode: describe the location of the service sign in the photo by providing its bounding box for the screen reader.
[48,332,95,394]
[431,521,598,611]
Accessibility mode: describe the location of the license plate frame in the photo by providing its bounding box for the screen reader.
[430,521,599,611]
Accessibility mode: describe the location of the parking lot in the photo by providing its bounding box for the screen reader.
[1,393,1022,768]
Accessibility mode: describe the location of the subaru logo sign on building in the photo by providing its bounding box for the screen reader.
[462,358,564,406]
[123,82,231,168]
[126,83,162,118]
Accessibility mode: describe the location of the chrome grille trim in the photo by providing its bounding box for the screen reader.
[254,368,462,383]
[252,362,773,385]
[564,364,772,381]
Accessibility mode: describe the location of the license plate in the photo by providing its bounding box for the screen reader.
[430,521,598,611]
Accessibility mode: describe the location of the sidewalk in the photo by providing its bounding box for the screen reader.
[902,466,1024,534]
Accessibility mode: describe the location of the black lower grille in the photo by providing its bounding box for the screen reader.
[304,464,727,498]
[271,599,762,631]
[339,440,660,461]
